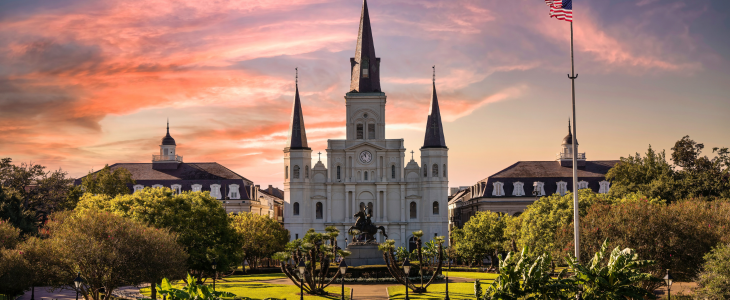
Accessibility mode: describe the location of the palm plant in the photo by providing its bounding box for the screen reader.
[483,247,570,300]
[379,232,445,293]
[156,274,235,300]
[566,240,659,300]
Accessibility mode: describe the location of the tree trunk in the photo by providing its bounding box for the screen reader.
[150,281,157,300]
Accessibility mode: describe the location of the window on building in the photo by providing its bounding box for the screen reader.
[392,165,396,179]
[578,181,589,190]
[423,167,427,177]
[492,181,505,196]
[443,164,446,177]
[337,166,341,180]
[285,166,288,179]
[305,166,309,179]
[357,124,364,139]
[133,185,144,193]
[293,165,300,179]
[293,202,300,216]
[599,180,611,194]
[432,164,439,177]
[316,202,323,219]
[171,184,182,194]
[191,184,202,192]
[433,201,439,215]
[410,202,417,219]
[364,171,368,181]
[360,202,366,212]
[229,184,240,199]
[368,124,375,139]
[512,181,525,196]
[210,184,222,199]
[361,57,369,78]
[534,181,545,196]
[409,236,417,252]
[557,181,568,196]
[152,184,163,189]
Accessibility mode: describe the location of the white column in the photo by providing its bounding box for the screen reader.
[326,185,332,222]
[400,185,406,222]
[383,191,388,222]
[345,191,350,222]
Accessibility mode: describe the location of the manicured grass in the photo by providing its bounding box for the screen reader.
[388,283,483,300]
[140,274,350,300]
[444,271,499,282]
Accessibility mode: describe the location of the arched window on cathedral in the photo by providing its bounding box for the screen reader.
[360,202,366,212]
[368,124,375,139]
[423,167,427,177]
[293,202,300,216]
[316,202,323,219]
[305,165,309,179]
[433,201,439,215]
[337,166,341,180]
[293,165,300,179]
[357,124,364,139]
[391,165,396,179]
[410,202,417,219]
[285,166,288,179]
[432,164,439,177]
[443,164,446,177]
[364,171,368,181]
[368,202,373,214]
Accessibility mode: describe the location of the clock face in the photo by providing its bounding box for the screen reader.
[359,150,373,164]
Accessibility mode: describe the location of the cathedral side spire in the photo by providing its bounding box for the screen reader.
[286,68,310,150]
[349,0,381,93]
[422,66,447,149]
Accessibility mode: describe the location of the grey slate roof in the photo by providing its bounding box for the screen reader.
[422,81,447,149]
[285,82,310,150]
[349,0,381,93]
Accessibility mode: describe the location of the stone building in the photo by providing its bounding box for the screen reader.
[283,0,449,251]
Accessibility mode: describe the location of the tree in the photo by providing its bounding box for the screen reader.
[0,158,78,219]
[75,188,239,285]
[43,210,188,300]
[0,186,38,236]
[518,189,604,257]
[607,136,730,202]
[555,199,730,292]
[81,165,135,197]
[453,211,507,268]
[694,243,730,299]
[0,247,32,299]
[229,212,289,270]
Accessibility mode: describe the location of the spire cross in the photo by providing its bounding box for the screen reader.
[295,67,298,85]
[432,65,435,83]
[318,152,322,161]
[410,150,414,160]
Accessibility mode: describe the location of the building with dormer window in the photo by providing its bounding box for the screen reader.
[283,0,449,250]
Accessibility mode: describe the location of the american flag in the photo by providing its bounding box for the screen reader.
[545,0,573,22]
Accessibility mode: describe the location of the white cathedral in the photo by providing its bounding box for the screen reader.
[283,0,449,250]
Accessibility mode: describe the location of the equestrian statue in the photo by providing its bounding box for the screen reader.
[347,207,388,243]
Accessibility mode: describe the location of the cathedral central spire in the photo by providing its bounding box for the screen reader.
[349,0,381,93]
[422,66,447,149]
[286,68,310,150]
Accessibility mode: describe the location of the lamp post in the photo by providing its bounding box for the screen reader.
[402,258,411,300]
[339,259,348,300]
[212,258,217,292]
[664,269,674,300]
[445,248,451,300]
[73,272,83,300]
[298,259,306,300]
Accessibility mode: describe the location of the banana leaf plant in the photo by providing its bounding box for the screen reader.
[482,247,571,300]
[156,274,236,300]
[379,231,445,293]
[271,227,349,295]
[566,240,660,300]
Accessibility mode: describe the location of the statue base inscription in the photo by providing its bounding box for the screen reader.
[344,244,386,267]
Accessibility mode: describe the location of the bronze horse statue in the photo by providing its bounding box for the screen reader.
[347,208,387,243]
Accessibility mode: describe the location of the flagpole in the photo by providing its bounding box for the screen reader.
[568,21,580,262]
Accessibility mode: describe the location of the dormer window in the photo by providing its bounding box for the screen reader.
[533,182,546,196]
[361,57,369,78]
[492,181,505,196]
[599,180,611,194]
[191,184,202,192]
[228,184,240,199]
[133,185,144,193]
[557,181,568,196]
[578,181,589,190]
[512,182,525,196]
[210,184,222,199]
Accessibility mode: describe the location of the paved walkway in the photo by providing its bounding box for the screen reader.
[19,286,144,300]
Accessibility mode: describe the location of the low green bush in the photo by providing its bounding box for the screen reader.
[693,243,730,299]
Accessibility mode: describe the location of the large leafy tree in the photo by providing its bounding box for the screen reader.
[42,210,188,300]
[81,164,135,197]
[0,158,76,221]
[0,187,38,235]
[452,211,507,267]
[0,221,32,298]
[607,136,730,202]
[76,187,240,283]
[229,212,289,270]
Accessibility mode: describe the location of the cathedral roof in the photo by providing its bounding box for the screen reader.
[285,74,310,150]
[349,0,381,93]
[422,73,447,149]
[161,120,176,146]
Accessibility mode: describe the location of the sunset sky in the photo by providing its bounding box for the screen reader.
[1,0,729,188]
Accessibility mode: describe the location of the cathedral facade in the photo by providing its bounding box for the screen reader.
[283,0,449,250]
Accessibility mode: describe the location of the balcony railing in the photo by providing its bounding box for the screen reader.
[557,152,585,160]
[153,155,183,162]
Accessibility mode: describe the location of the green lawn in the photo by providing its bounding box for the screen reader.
[388,283,483,300]
[140,274,350,300]
[444,271,499,282]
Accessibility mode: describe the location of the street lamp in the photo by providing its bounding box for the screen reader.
[402,258,411,300]
[73,272,83,300]
[298,259,306,300]
[445,249,451,300]
[339,259,348,300]
[212,258,217,292]
[664,269,674,300]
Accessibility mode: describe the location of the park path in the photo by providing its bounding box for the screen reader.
[18,286,143,300]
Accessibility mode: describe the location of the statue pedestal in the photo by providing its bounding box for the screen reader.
[345,244,386,266]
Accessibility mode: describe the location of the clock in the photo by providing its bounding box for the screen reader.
[359,150,373,164]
